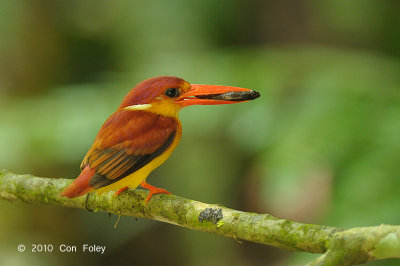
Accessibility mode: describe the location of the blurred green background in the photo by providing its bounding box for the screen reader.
[1,0,399,265]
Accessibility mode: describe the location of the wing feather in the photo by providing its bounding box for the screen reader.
[80,110,178,189]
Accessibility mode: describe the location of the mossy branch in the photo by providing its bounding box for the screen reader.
[1,169,399,265]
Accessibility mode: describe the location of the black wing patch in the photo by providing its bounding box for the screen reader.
[88,131,176,189]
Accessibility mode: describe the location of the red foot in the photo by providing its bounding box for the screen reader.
[140,181,172,204]
[114,186,129,197]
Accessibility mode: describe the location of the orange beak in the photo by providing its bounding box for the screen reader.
[176,84,260,107]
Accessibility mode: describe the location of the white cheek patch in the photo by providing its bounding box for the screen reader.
[124,104,152,111]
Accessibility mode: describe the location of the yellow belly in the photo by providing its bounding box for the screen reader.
[95,122,182,194]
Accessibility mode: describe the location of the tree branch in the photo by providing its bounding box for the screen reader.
[1,169,399,265]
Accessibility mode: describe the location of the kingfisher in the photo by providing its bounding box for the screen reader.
[61,76,260,203]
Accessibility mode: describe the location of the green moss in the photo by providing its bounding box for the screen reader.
[232,213,240,221]
[371,232,400,259]
[217,220,224,228]
[2,169,400,265]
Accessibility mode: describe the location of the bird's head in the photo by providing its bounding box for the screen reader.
[120,76,260,117]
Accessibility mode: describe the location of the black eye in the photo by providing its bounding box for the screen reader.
[164,88,180,98]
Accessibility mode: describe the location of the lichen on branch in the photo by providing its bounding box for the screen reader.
[0,169,399,265]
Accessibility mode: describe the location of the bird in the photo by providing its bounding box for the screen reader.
[61,76,260,203]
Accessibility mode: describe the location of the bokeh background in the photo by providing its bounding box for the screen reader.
[1,0,399,265]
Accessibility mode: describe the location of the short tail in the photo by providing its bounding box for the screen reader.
[61,166,95,198]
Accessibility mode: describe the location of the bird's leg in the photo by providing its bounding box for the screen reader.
[140,181,172,204]
[114,186,129,197]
